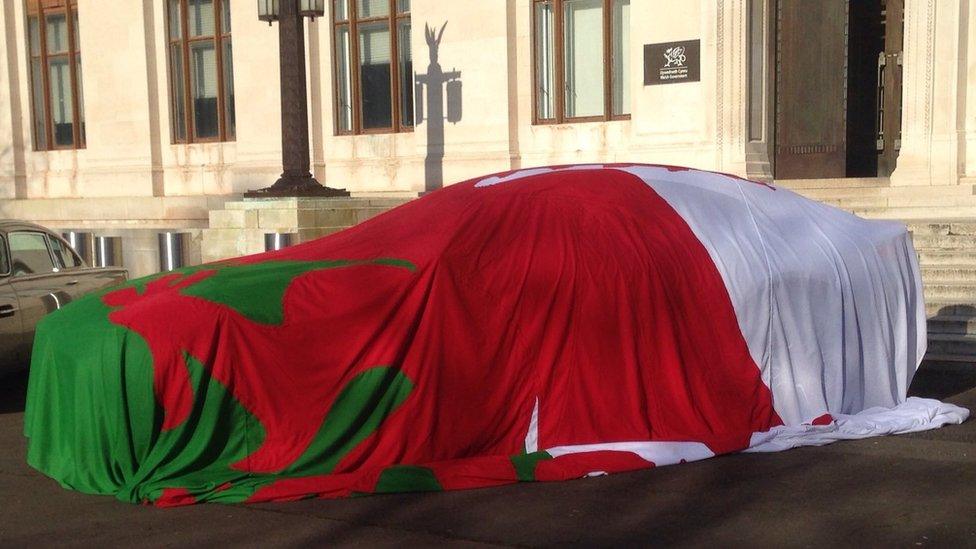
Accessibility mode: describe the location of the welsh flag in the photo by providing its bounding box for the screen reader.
[24,165,967,506]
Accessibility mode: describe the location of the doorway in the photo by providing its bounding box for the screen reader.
[772,0,903,179]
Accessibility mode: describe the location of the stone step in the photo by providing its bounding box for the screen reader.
[891,194,976,208]
[911,234,976,249]
[297,226,350,241]
[211,206,393,230]
[926,333,976,357]
[819,196,889,209]
[224,197,410,210]
[920,264,976,283]
[923,283,976,301]
[851,206,976,220]
[917,250,976,266]
[907,220,976,237]
[919,356,976,372]
[350,191,419,199]
[824,195,976,210]
[774,177,889,190]
[793,185,976,201]
[925,300,976,318]
[927,315,976,336]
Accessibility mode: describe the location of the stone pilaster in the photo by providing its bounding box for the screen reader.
[892,0,968,188]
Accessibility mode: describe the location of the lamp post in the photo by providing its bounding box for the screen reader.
[248,0,348,197]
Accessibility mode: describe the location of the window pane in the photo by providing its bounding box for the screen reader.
[46,13,69,54]
[190,40,219,138]
[222,38,235,138]
[76,54,85,143]
[28,16,40,56]
[397,20,413,127]
[28,16,46,149]
[334,0,348,21]
[611,0,630,116]
[357,0,390,18]
[534,1,555,120]
[168,0,182,40]
[188,0,216,37]
[397,0,410,13]
[221,0,231,33]
[72,9,79,51]
[170,43,187,140]
[563,0,604,118]
[30,58,47,149]
[50,237,82,269]
[9,233,56,276]
[359,22,392,130]
[334,25,353,132]
[48,57,74,146]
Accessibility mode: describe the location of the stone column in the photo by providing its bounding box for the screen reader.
[963,1,976,180]
[0,0,27,199]
[714,0,750,176]
[892,0,967,187]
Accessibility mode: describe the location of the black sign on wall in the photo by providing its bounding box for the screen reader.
[644,40,701,85]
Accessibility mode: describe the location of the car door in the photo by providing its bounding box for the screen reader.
[0,234,24,375]
[8,230,76,362]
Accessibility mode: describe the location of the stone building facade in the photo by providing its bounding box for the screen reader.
[1,1,975,278]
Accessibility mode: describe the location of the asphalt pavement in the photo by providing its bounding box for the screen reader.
[2,365,976,548]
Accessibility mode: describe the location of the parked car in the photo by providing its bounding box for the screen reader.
[0,221,126,375]
[22,165,967,507]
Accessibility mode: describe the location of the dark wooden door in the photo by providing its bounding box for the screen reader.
[877,0,904,176]
[774,0,848,179]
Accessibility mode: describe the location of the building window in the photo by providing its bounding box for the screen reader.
[333,0,413,134]
[26,0,85,150]
[166,0,235,142]
[533,0,630,124]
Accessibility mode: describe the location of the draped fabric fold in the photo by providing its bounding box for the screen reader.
[24,165,967,506]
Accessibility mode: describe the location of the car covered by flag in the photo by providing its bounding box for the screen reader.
[23,164,968,506]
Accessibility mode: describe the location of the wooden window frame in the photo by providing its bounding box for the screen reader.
[26,0,84,151]
[165,0,234,143]
[531,0,630,125]
[332,0,413,135]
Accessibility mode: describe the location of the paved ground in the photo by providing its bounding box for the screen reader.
[2,366,976,548]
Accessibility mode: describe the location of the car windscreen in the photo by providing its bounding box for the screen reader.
[9,232,57,276]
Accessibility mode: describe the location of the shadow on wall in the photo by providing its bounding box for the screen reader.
[415,22,462,193]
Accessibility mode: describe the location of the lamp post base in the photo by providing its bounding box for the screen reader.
[244,174,350,198]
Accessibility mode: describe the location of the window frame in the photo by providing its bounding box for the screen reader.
[332,0,413,135]
[0,235,10,277]
[8,231,60,278]
[165,0,235,143]
[25,0,85,150]
[531,0,630,125]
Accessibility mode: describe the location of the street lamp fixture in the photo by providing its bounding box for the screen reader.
[257,0,279,25]
[298,0,326,20]
[248,0,348,198]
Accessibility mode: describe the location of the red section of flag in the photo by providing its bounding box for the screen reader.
[154,487,196,508]
[811,413,834,426]
[106,166,781,502]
